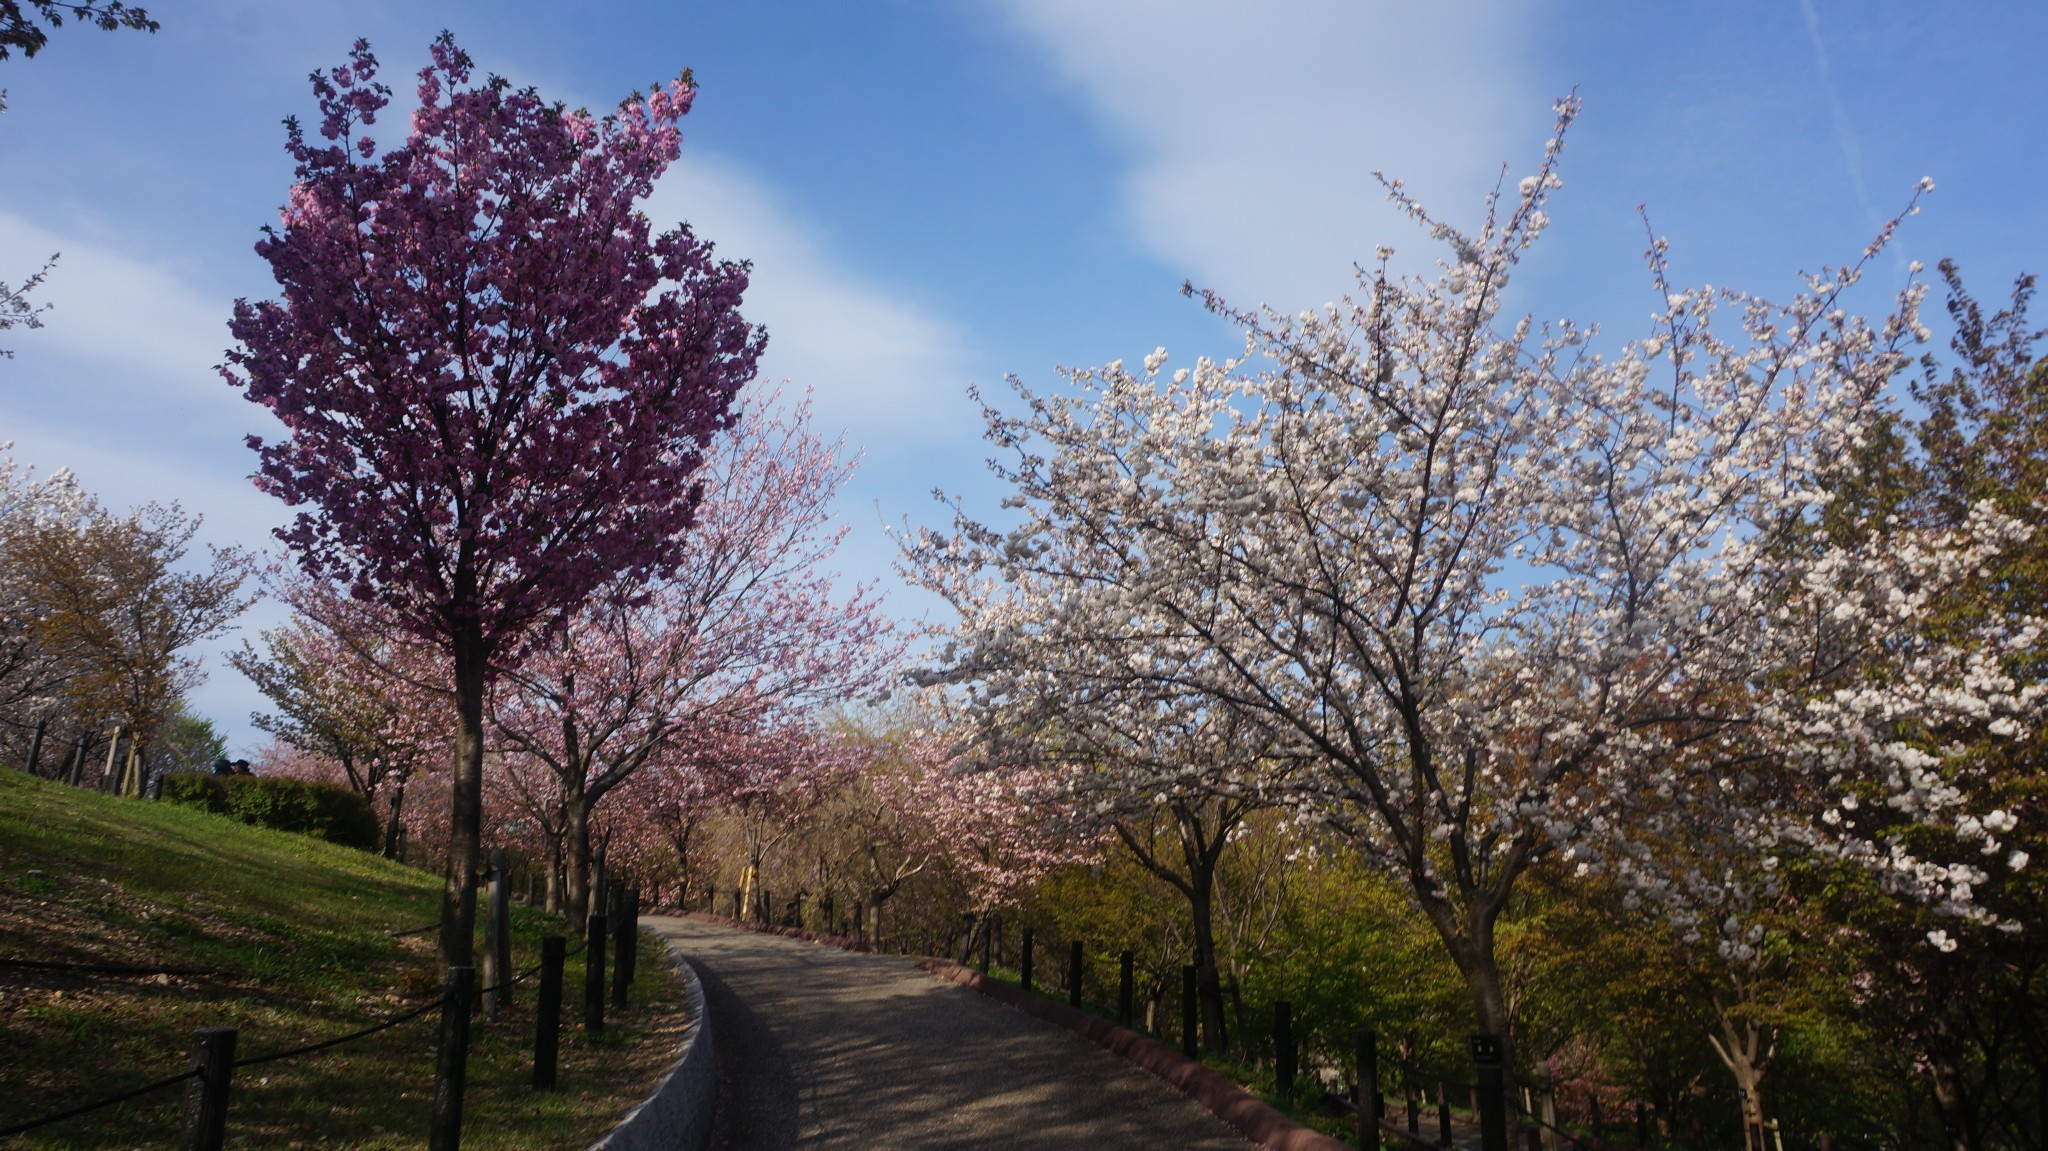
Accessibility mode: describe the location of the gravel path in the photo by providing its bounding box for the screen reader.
[647,916,1256,1151]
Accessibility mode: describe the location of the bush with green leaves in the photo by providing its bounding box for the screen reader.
[159,772,377,850]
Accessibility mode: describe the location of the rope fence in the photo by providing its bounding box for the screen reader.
[1,882,641,1151]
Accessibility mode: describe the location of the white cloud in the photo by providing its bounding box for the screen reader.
[0,211,241,388]
[639,153,978,446]
[990,0,1536,309]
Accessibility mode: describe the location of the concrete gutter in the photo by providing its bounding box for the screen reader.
[586,936,715,1151]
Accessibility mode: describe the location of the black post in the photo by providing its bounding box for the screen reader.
[429,966,474,1151]
[181,1026,236,1151]
[823,893,835,932]
[1117,950,1134,1028]
[1274,999,1295,1103]
[1471,1034,1508,1151]
[25,716,46,776]
[1438,1084,1453,1148]
[762,889,772,926]
[584,915,607,1037]
[1636,1103,1649,1146]
[1068,940,1084,1008]
[733,887,742,920]
[1356,1027,1380,1149]
[534,936,564,1089]
[980,915,993,973]
[854,899,865,945]
[1181,964,1198,1059]
[1406,1084,1419,1134]
[611,888,638,1010]
[1020,926,1034,992]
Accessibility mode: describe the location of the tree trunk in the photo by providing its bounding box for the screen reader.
[381,772,408,860]
[1924,1049,1981,1151]
[1417,893,1515,1068]
[438,626,487,968]
[544,835,564,914]
[563,788,593,926]
[1706,998,1775,1151]
[1189,870,1229,1052]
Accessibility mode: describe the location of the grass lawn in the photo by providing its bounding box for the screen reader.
[0,770,688,1150]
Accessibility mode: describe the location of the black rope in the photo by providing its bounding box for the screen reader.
[0,958,220,976]
[0,1068,198,1138]
[233,993,447,1069]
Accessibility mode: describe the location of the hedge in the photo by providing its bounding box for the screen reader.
[159,772,380,850]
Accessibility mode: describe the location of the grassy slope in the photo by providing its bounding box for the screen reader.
[0,771,685,1150]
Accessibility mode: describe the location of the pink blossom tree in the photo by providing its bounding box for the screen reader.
[224,35,762,966]
[487,388,896,924]
[233,576,449,857]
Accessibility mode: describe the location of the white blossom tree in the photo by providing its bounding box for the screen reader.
[905,97,2037,1064]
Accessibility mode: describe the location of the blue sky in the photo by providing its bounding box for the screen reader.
[2,1,2043,754]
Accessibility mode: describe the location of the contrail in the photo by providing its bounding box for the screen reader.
[1797,0,1885,238]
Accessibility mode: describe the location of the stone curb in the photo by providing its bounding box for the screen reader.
[919,958,1354,1151]
[585,935,715,1151]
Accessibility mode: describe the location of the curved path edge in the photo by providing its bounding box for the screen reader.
[915,958,1350,1151]
[586,935,716,1151]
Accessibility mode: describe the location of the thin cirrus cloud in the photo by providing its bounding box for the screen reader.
[989,0,1538,312]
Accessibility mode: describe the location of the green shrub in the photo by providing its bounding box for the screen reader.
[158,771,228,814]
[160,772,378,850]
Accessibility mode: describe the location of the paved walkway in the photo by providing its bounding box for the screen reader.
[647,916,1255,1151]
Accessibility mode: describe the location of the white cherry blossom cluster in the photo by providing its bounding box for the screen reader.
[903,96,2033,998]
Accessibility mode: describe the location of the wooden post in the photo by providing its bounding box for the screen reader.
[1356,1027,1379,1149]
[762,889,772,926]
[534,936,564,1089]
[180,1026,237,1151]
[25,716,46,775]
[584,915,607,1037]
[1471,1034,1508,1151]
[611,888,638,1010]
[1068,940,1084,1008]
[1181,965,1198,1059]
[823,893,835,932]
[1437,1083,1453,1148]
[853,899,864,945]
[1117,950,1134,1028]
[429,966,474,1151]
[1274,1000,1295,1103]
[980,915,993,973]
[1020,926,1034,992]
[101,726,124,793]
